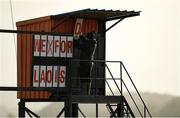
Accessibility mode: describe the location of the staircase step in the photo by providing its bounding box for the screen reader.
[105,96,135,117]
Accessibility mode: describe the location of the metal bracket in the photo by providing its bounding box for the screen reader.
[105,18,124,32]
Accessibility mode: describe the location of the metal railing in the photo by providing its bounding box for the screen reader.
[69,59,152,117]
[120,62,152,117]
[106,61,152,117]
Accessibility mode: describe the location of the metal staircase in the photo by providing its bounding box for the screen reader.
[104,62,152,117]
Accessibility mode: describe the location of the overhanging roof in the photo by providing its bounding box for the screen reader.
[53,8,140,21]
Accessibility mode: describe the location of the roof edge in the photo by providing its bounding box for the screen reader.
[16,16,52,26]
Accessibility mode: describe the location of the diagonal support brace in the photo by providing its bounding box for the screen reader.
[25,107,40,117]
[106,18,124,32]
[57,107,65,117]
[78,106,86,118]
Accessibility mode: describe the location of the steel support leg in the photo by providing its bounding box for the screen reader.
[96,103,98,118]
[117,103,123,117]
[65,97,72,117]
[72,103,78,117]
[18,100,25,117]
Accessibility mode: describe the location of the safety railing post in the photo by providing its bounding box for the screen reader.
[120,62,122,96]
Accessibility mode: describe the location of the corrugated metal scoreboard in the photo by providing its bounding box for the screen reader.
[14,9,143,117]
[17,16,103,99]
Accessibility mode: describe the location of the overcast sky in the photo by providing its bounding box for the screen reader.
[0,0,180,103]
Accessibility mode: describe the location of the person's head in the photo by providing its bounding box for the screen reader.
[86,32,96,40]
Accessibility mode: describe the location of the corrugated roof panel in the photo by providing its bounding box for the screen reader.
[53,9,140,21]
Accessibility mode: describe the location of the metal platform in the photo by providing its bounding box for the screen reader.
[22,95,123,103]
[19,95,126,117]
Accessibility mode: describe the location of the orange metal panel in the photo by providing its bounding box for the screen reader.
[52,18,98,34]
[31,22,40,99]
[52,18,75,34]
[16,16,51,27]
[29,23,35,99]
[17,26,22,98]
[26,24,31,99]
[17,17,52,99]
[82,19,98,34]
[21,26,27,98]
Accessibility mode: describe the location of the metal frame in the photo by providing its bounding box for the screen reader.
[18,95,124,117]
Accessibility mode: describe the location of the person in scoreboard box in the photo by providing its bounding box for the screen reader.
[78,32,97,95]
